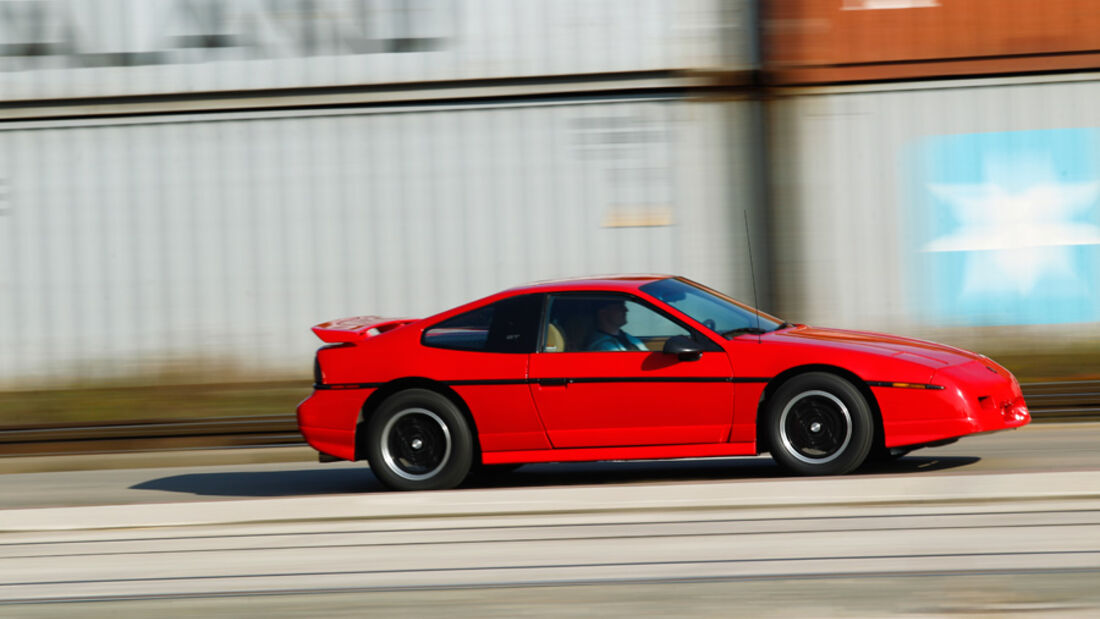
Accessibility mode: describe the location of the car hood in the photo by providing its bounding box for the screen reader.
[768,326,984,368]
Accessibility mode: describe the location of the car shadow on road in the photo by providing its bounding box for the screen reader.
[857,455,981,475]
[465,454,981,489]
[130,454,981,498]
[131,467,385,497]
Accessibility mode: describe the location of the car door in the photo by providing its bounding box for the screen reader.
[528,293,735,448]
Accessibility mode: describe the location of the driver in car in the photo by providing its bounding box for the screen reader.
[586,300,647,351]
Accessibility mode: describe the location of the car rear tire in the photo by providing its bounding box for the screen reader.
[765,372,873,476]
[365,389,474,491]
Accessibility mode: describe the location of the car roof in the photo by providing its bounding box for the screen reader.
[414,276,676,325]
[504,274,673,294]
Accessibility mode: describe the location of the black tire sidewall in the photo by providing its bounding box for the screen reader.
[766,372,873,475]
[365,389,473,491]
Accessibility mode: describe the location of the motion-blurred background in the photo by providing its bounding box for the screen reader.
[1,0,1098,439]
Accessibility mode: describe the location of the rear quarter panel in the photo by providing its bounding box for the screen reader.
[311,320,550,454]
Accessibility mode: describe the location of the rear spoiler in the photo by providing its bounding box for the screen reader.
[311,315,417,343]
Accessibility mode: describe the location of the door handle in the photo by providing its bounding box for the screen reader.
[537,378,569,386]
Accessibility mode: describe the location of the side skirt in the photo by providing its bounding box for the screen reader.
[481,442,758,465]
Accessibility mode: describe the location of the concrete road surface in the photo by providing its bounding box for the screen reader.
[1,423,1099,616]
[2,422,1098,510]
[2,491,1099,616]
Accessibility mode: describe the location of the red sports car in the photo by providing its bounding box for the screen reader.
[297,275,1030,490]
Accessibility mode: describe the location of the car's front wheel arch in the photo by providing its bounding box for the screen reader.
[757,365,883,457]
[355,378,479,463]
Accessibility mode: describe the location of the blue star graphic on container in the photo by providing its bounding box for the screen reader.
[908,129,1100,326]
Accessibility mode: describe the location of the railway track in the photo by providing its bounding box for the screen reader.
[0,415,302,457]
[1,381,1097,457]
[1016,380,1100,422]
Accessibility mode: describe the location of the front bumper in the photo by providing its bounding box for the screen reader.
[875,359,1030,449]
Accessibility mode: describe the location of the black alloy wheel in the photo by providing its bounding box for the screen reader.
[365,389,474,491]
[766,372,873,475]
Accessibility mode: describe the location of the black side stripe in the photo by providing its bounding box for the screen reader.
[446,379,532,386]
[548,377,736,385]
[316,377,942,391]
[315,376,773,390]
[314,382,384,390]
[319,378,946,391]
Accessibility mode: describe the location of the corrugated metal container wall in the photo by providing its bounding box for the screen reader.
[771,74,1100,345]
[0,0,754,102]
[0,97,765,387]
[765,0,1100,84]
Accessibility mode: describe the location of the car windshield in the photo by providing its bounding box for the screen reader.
[640,277,785,337]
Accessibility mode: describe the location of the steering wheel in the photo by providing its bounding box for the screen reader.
[703,318,717,331]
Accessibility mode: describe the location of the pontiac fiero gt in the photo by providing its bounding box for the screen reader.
[297,276,1029,490]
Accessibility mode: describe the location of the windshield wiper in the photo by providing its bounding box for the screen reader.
[722,327,768,338]
[772,321,796,332]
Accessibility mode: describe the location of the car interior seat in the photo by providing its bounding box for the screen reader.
[560,310,593,352]
[544,322,565,352]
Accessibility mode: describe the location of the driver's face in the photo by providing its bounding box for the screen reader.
[602,302,628,328]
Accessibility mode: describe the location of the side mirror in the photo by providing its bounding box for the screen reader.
[663,335,703,362]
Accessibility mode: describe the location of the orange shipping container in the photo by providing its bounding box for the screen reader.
[764,0,1100,84]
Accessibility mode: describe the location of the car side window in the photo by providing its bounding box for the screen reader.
[423,294,542,353]
[541,294,692,353]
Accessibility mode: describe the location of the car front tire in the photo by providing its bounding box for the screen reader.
[765,372,873,476]
[365,389,474,491]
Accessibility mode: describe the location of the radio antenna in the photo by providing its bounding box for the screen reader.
[743,210,762,344]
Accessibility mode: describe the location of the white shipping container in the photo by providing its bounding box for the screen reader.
[0,97,765,387]
[0,0,754,102]
[771,73,1100,342]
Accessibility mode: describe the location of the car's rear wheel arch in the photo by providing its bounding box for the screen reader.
[356,378,479,461]
[757,364,883,455]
